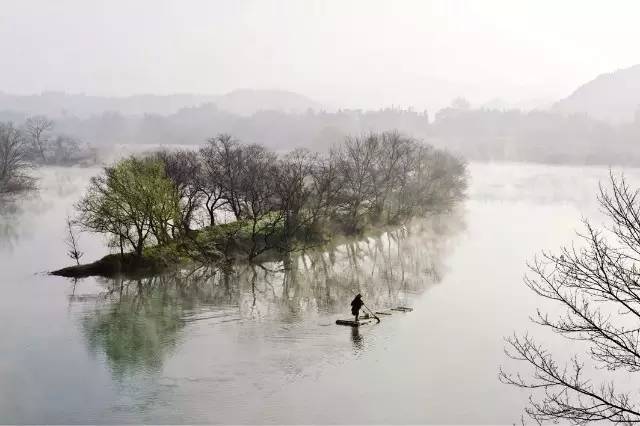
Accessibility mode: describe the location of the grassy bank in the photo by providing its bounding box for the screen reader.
[51,218,322,278]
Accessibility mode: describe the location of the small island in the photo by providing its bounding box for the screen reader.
[52,131,467,278]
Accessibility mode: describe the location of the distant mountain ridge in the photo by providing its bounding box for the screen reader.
[0,89,324,118]
[553,64,640,123]
[5,65,640,124]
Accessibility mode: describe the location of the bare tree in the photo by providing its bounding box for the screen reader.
[155,150,202,233]
[369,131,416,223]
[332,134,380,233]
[272,149,316,248]
[65,215,84,265]
[198,136,234,225]
[500,172,640,424]
[307,152,340,232]
[0,122,35,195]
[238,144,281,259]
[24,115,54,163]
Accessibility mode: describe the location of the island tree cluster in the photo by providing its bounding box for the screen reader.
[75,131,466,261]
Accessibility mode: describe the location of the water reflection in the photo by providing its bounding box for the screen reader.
[351,327,364,352]
[73,213,463,378]
[0,197,26,251]
[78,272,231,378]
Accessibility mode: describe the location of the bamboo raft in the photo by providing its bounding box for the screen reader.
[335,319,375,327]
[335,306,413,326]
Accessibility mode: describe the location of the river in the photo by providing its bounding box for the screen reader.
[0,162,633,424]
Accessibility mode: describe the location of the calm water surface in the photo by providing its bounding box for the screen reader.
[0,163,634,424]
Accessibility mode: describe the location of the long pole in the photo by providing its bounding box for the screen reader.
[363,302,380,323]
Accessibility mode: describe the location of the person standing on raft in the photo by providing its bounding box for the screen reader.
[351,294,364,321]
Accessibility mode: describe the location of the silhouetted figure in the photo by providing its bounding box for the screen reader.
[351,294,364,321]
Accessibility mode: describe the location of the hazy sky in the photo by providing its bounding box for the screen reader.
[1,0,639,111]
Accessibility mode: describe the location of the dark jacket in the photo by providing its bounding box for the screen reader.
[351,295,363,315]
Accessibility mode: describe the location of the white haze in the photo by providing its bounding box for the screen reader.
[1,0,640,112]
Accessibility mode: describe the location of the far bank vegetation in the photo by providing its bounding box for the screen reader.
[0,116,97,195]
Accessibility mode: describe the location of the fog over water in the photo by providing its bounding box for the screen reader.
[0,163,634,423]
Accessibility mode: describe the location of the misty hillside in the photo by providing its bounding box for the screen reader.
[0,89,323,118]
[13,101,639,167]
[553,64,640,123]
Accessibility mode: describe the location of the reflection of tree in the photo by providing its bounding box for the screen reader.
[0,188,49,251]
[74,213,463,376]
[0,198,24,251]
[293,215,461,314]
[81,278,179,378]
[79,271,238,378]
[82,290,182,377]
